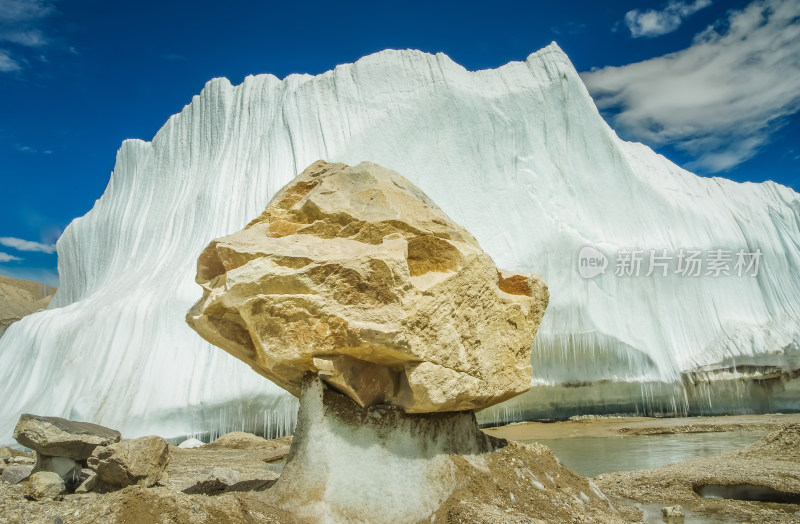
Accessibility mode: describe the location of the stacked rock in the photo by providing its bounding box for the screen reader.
[12,413,170,499]
[13,413,121,499]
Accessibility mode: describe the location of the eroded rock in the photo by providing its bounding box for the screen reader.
[13,414,121,460]
[87,435,170,488]
[187,160,548,412]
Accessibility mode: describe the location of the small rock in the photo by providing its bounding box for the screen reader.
[13,414,121,460]
[662,505,684,518]
[11,455,34,465]
[24,471,66,501]
[0,446,13,460]
[208,467,240,486]
[1,464,33,484]
[34,454,82,484]
[74,469,98,494]
[177,438,204,449]
[87,435,170,488]
[183,467,241,495]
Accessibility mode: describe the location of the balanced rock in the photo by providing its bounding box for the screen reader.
[24,471,65,501]
[87,435,170,488]
[187,160,548,412]
[13,414,121,460]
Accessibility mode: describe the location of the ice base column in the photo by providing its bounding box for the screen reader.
[268,375,502,523]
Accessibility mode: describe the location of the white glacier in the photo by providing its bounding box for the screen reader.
[1,43,799,443]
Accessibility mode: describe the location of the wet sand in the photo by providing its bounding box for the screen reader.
[483,412,800,440]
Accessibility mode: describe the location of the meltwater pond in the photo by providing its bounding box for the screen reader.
[524,431,765,478]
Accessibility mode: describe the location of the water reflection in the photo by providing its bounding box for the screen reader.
[524,431,765,478]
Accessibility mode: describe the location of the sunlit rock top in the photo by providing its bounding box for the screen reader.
[187,160,549,412]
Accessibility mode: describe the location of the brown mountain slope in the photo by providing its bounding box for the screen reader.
[0,274,57,338]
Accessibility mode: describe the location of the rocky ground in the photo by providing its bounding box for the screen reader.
[594,424,800,523]
[3,417,800,523]
[1,433,630,524]
[0,433,295,524]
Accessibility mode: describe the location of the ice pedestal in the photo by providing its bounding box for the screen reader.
[267,376,622,523]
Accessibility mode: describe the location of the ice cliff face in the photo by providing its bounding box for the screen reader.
[2,43,799,443]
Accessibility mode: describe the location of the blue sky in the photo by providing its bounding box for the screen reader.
[1,0,798,286]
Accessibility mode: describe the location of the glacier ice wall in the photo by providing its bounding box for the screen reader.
[2,43,800,443]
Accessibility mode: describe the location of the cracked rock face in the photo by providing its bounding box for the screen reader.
[187,160,548,412]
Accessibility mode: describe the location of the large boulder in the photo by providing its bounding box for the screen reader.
[187,160,548,412]
[13,414,121,460]
[87,435,170,488]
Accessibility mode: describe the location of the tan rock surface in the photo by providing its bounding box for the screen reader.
[13,413,121,460]
[203,432,291,451]
[187,160,548,412]
[88,436,170,488]
[23,471,65,501]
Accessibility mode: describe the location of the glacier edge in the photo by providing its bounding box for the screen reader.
[1,42,799,443]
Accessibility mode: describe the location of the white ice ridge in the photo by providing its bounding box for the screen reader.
[1,43,799,443]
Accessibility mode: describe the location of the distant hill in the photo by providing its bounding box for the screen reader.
[0,274,57,338]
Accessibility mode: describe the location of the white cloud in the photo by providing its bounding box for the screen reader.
[0,47,19,71]
[0,0,55,74]
[0,0,53,22]
[0,236,56,253]
[625,0,712,38]
[0,28,46,46]
[0,252,23,262]
[583,0,800,172]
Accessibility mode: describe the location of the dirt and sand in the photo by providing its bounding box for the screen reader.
[2,415,800,523]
